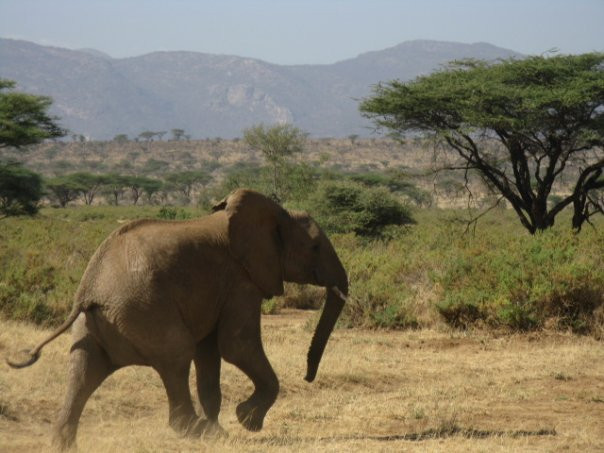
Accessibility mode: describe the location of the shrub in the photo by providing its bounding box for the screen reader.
[348,170,432,207]
[157,207,192,220]
[277,283,324,310]
[0,162,43,216]
[307,181,414,237]
[332,234,423,330]
[434,228,604,333]
[1,204,601,338]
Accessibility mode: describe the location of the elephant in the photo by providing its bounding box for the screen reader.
[7,189,348,450]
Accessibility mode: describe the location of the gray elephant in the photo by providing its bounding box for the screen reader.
[7,189,348,450]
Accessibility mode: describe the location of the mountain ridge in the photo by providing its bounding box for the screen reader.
[0,38,521,139]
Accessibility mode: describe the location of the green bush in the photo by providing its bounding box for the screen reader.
[347,170,432,207]
[1,205,602,338]
[434,228,604,333]
[331,234,423,330]
[214,162,318,204]
[157,207,192,220]
[0,206,188,325]
[0,162,43,216]
[307,181,414,237]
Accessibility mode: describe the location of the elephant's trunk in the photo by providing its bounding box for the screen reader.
[305,272,348,383]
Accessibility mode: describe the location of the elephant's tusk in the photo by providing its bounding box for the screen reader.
[330,286,348,302]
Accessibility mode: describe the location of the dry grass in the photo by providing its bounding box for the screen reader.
[1,310,603,452]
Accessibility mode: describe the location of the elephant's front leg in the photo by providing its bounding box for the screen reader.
[194,331,225,435]
[218,309,279,431]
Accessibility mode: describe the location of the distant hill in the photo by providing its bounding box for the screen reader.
[0,38,520,139]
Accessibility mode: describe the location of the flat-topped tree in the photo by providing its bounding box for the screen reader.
[0,79,66,149]
[0,79,65,217]
[171,128,186,141]
[360,53,604,233]
[165,170,212,201]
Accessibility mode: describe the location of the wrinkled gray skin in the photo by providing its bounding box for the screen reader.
[7,189,348,450]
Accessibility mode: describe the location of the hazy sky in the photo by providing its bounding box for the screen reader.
[1,0,602,64]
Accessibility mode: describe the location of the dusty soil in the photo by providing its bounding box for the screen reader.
[1,310,603,452]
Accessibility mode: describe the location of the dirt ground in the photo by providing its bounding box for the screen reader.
[1,310,602,452]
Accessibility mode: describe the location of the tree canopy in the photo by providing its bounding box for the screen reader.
[165,170,212,201]
[360,53,604,233]
[0,79,66,148]
[46,175,85,208]
[243,123,307,201]
[0,162,43,216]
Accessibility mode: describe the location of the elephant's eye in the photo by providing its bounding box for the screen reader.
[312,243,320,253]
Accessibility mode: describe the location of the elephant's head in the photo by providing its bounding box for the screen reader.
[214,189,348,382]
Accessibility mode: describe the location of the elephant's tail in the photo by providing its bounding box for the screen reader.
[6,304,82,369]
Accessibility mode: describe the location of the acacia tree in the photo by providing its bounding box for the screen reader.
[243,123,307,201]
[360,53,604,233]
[113,134,129,143]
[125,175,160,205]
[171,128,186,141]
[46,175,84,207]
[70,172,106,205]
[0,79,65,217]
[0,79,65,148]
[102,174,129,206]
[140,178,163,204]
[165,170,212,202]
[0,162,43,217]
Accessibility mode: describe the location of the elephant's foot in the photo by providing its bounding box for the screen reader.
[171,416,227,438]
[236,401,265,431]
[170,413,202,437]
[200,419,228,438]
[52,424,77,451]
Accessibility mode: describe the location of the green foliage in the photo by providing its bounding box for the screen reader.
[124,175,160,205]
[157,207,192,220]
[0,251,58,324]
[69,172,106,205]
[142,158,170,174]
[45,175,85,207]
[0,79,66,148]
[346,170,432,206]
[139,177,163,203]
[0,204,602,337]
[261,299,279,315]
[138,131,156,142]
[360,53,604,233]
[243,123,308,201]
[165,170,212,201]
[171,128,186,141]
[307,180,414,237]
[0,206,171,325]
[243,123,307,164]
[213,161,318,205]
[0,162,43,216]
[101,173,129,205]
[112,134,129,143]
[434,228,604,333]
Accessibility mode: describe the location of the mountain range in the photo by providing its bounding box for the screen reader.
[0,38,520,139]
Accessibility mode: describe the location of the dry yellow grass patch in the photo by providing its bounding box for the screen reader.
[1,310,603,452]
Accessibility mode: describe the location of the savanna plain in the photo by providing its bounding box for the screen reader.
[1,311,603,452]
[1,139,603,452]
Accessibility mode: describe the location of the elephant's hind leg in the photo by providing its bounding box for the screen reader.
[53,322,116,450]
[194,331,222,423]
[156,361,204,437]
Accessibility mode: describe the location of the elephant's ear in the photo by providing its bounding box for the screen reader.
[211,198,228,212]
[224,190,286,298]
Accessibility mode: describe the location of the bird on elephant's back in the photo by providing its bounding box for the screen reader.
[6,188,348,450]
